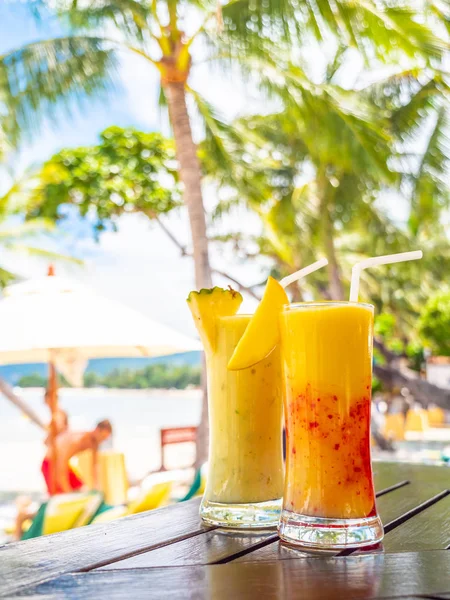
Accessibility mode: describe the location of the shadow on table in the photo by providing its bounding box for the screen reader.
[207,553,385,599]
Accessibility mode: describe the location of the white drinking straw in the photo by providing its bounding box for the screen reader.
[349,251,423,302]
[279,258,329,289]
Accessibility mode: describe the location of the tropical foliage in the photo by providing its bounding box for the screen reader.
[27,127,180,235]
[84,363,200,389]
[419,291,450,357]
[17,363,201,390]
[199,45,450,350]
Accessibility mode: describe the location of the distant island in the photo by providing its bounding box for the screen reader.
[0,351,202,390]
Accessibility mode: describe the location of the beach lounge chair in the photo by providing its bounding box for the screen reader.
[91,481,173,524]
[21,491,106,540]
[178,466,206,502]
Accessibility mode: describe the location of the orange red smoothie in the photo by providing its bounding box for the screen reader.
[280,302,377,520]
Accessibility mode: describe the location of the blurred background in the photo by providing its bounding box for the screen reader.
[0,0,449,540]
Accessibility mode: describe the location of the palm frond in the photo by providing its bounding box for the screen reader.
[0,120,13,162]
[0,167,41,216]
[0,266,17,287]
[3,243,83,264]
[408,106,450,235]
[192,89,235,175]
[391,74,450,137]
[242,57,395,181]
[213,0,445,65]
[345,2,445,61]
[0,36,118,142]
[219,0,301,50]
[0,218,55,240]
[59,0,154,44]
[192,88,276,205]
[428,1,450,35]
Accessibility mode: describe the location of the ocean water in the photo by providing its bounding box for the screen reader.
[0,387,202,494]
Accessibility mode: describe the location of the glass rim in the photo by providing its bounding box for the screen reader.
[282,301,374,313]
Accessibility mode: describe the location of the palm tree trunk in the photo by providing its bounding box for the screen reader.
[164,80,212,467]
[318,169,344,300]
[164,81,212,290]
[323,211,344,301]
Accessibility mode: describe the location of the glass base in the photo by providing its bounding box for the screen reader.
[200,497,282,529]
[278,510,384,549]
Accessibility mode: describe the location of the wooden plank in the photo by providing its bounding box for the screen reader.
[0,498,207,598]
[98,530,277,569]
[234,482,448,562]
[12,551,450,600]
[371,462,448,489]
[376,484,448,528]
[382,493,450,553]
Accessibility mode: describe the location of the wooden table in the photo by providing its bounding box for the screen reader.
[1,462,449,599]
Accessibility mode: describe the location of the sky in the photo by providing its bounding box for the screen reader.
[0,3,268,338]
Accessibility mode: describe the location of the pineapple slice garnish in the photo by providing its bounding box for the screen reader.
[187,286,243,354]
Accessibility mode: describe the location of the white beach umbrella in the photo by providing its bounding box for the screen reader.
[0,269,201,376]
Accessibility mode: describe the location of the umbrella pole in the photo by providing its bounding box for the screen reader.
[47,361,59,496]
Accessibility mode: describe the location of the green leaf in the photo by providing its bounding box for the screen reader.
[419,290,450,356]
[28,126,181,234]
[408,105,450,236]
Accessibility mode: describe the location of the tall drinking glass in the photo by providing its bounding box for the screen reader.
[200,314,284,528]
[278,302,383,548]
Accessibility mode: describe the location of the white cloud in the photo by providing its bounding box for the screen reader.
[72,208,263,335]
[0,205,263,340]
[116,49,163,130]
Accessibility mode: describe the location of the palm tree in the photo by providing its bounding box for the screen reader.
[202,56,397,299]
[202,40,450,299]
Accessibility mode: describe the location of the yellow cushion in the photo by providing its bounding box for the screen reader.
[43,493,101,535]
[405,409,429,432]
[127,482,172,515]
[383,413,405,441]
[91,506,128,524]
[428,406,445,427]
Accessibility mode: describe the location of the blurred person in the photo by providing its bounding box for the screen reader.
[15,419,112,539]
[41,419,113,494]
[14,495,36,541]
[44,406,69,446]
[14,406,70,540]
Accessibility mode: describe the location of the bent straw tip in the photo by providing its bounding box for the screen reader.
[349,249,424,302]
[280,258,328,289]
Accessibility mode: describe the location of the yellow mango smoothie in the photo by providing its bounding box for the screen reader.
[206,315,284,500]
[278,302,383,548]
